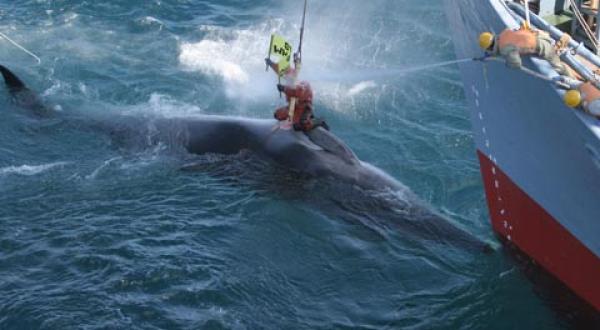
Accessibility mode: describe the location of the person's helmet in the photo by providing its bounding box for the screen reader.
[479,32,495,50]
[564,89,582,108]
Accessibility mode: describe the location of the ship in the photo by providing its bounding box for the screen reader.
[443,0,600,312]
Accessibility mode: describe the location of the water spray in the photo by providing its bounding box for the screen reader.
[304,57,476,83]
[304,56,568,90]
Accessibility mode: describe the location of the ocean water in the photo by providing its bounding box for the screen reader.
[0,0,595,329]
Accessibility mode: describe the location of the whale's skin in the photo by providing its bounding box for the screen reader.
[165,116,403,191]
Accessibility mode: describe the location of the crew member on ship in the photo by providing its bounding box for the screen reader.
[479,27,574,78]
[563,80,600,117]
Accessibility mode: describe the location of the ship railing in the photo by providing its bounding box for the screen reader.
[567,0,600,52]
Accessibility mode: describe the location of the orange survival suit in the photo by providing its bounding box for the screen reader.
[274,81,316,131]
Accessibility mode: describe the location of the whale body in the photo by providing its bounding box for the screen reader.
[0,64,492,252]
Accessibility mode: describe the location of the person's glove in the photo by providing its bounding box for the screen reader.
[277,84,285,93]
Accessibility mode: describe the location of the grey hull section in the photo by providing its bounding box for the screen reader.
[444,0,600,258]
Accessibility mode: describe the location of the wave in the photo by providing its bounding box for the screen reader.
[120,93,204,118]
[0,162,68,177]
[180,40,250,85]
[178,20,285,101]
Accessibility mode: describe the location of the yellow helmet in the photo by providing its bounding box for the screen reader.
[564,90,582,108]
[479,32,494,50]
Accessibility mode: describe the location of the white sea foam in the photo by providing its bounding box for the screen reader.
[138,16,164,30]
[176,2,416,115]
[122,93,204,118]
[178,19,289,100]
[176,14,343,104]
[0,162,68,176]
[63,12,79,24]
[140,16,163,25]
[180,40,250,85]
[42,79,69,97]
[86,157,121,180]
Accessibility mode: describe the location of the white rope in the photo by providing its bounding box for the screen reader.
[567,0,600,52]
[0,31,41,65]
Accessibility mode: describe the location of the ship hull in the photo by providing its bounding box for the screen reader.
[444,0,600,311]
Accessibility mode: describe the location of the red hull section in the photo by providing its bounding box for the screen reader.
[477,151,600,311]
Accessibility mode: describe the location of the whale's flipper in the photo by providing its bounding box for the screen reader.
[0,65,27,92]
[0,65,48,116]
[306,127,359,165]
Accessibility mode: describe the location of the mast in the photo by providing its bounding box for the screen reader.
[297,0,308,63]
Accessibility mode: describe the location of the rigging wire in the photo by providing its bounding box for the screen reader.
[0,30,41,65]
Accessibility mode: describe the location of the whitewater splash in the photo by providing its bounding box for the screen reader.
[177,21,385,115]
[180,40,250,85]
[178,21,287,100]
[0,162,68,177]
[176,1,448,119]
[122,93,204,118]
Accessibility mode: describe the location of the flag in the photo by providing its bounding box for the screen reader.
[268,34,293,76]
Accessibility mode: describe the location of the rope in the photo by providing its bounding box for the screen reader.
[0,31,41,65]
[567,0,600,52]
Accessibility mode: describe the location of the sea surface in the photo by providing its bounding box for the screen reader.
[0,1,595,329]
